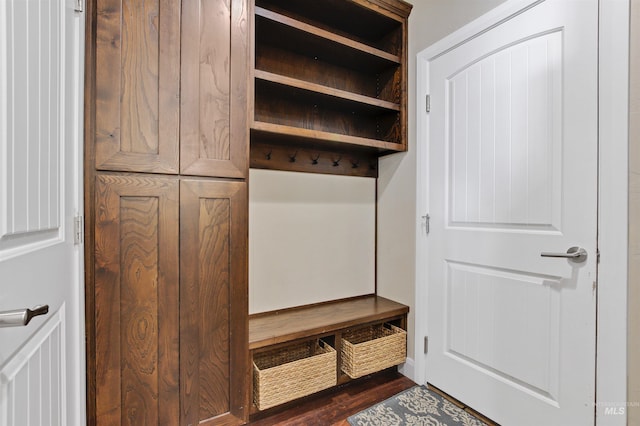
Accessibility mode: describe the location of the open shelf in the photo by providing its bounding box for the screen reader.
[254,77,401,142]
[255,70,400,112]
[251,121,402,152]
[255,7,400,66]
[256,0,407,55]
[256,41,401,104]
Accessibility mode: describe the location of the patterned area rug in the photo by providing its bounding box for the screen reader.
[347,385,488,426]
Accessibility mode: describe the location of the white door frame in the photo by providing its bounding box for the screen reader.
[414,0,630,424]
[67,5,87,424]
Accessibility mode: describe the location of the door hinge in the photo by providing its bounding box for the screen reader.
[422,214,430,235]
[596,248,600,264]
[74,215,84,245]
[424,336,429,354]
[74,0,84,12]
[426,94,431,113]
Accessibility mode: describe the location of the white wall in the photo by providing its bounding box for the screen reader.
[377,0,508,366]
[249,169,376,314]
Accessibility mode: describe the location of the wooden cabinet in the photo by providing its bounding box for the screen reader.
[94,175,180,425]
[87,0,410,423]
[86,0,249,424]
[94,0,248,179]
[94,0,181,174]
[180,180,248,425]
[181,0,249,179]
[250,0,412,178]
[92,176,248,425]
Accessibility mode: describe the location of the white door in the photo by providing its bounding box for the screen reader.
[0,1,85,425]
[423,0,598,425]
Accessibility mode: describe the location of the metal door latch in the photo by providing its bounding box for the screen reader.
[540,246,587,263]
[422,214,430,235]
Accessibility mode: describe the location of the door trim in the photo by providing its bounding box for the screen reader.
[414,1,629,425]
[595,0,630,424]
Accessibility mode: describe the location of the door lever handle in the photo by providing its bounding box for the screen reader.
[541,246,587,263]
[0,305,49,328]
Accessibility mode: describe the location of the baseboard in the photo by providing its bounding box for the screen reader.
[399,357,415,382]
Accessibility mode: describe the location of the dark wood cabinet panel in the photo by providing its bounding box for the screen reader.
[180,0,249,179]
[180,180,249,425]
[94,0,180,174]
[94,174,180,425]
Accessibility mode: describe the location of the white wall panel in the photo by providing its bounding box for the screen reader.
[479,59,496,224]
[0,307,65,426]
[445,261,561,401]
[447,31,562,230]
[1,0,61,241]
[249,170,375,314]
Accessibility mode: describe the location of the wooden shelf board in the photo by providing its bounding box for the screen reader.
[256,0,407,44]
[251,121,403,152]
[255,70,400,112]
[249,295,409,350]
[255,6,401,64]
[363,0,413,18]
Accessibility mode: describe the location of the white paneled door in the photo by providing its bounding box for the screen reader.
[423,0,597,425]
[0,1,84,425]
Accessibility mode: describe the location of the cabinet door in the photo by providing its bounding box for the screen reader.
[180,0,249,178]
[95,0,180,173]
[180,179,249,424]
[94,174,180,425]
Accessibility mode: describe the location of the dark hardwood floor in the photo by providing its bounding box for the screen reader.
[248,369,415,425]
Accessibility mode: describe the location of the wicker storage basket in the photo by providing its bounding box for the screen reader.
[253,340,336,410]
[341,323,406,379]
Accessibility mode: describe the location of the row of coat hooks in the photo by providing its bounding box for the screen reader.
[250,142,379,177]
[263,149,377,171]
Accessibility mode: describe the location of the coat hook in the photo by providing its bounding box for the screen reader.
[265,150,272,160]
[289,151,298,163]
[332,155,342,167]
[351,158,360,169]
[311,154,320,165]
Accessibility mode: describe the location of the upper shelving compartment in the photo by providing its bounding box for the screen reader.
[251,0,412,177]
